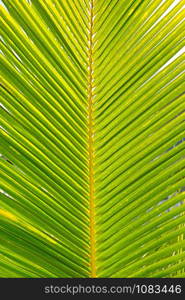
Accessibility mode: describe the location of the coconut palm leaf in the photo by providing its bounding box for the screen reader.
[0,0,184,278]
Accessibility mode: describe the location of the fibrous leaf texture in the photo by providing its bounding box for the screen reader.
[0,0,184,278]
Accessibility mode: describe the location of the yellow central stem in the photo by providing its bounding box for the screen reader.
[88,0,96,277]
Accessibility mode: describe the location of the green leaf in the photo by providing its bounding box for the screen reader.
[0,0,184,278]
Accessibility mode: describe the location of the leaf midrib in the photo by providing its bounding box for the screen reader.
[88,0,96,278]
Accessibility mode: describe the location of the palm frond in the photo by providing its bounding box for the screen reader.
[0,0,184,278]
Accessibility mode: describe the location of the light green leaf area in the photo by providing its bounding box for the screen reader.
[0,0,184,278]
